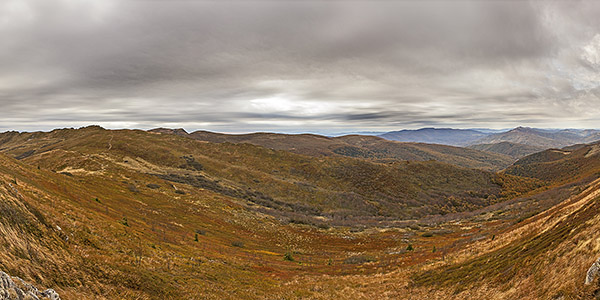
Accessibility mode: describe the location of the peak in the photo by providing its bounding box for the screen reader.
[80,125,105,130]
[511,126,533,132]
[148,128,188,135]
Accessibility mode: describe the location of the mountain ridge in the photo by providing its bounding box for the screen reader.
[470,126,600,149]
[149,128,514,171]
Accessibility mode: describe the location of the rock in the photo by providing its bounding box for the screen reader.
[586,257,600,285]
[0,270,60,300]
[41,290,59,300]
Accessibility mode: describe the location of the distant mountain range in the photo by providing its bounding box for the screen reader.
[378,128,488,146]
[470,127,600,149]
[378,127,600,156]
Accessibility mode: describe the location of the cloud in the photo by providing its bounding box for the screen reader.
[0,0,599,133]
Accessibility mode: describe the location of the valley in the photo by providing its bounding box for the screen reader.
[1,126,599,299]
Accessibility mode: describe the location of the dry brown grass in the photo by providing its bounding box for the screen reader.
[1,128,599,299]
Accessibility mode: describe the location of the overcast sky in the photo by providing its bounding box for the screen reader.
[1,0,599,133]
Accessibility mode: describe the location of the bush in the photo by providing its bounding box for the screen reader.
[406,244,414,251]
[421,232,433,237]
[231,241,244,248]
[128,184,139,193]
[317,223,330,230]
[284,252,294,261]
[409,224,421,230]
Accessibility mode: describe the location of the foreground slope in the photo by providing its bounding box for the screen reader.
[0,152,289,298]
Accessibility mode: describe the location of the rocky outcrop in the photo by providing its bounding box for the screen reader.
[0,271,60,300]
[586,257,600,285]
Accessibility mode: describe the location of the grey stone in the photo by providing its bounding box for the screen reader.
[0,270,59,300]
[586,257,600,285]
[41,290,59,300]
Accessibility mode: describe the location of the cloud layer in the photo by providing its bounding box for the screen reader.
[1,0,599,133]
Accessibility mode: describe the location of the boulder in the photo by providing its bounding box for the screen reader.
[586,257,600,285]
[0,271,60,300]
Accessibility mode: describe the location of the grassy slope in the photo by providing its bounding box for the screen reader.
[0,152,288,299]
[181,130,514,171]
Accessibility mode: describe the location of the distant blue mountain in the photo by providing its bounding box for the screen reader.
[378,128,489,146]
[379,127,600,149]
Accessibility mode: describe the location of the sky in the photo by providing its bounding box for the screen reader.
[1,0,599,134]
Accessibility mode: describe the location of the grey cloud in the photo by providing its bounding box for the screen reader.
[0,0,599,134]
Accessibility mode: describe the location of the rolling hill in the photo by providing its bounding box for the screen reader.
[151,129,514,171]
